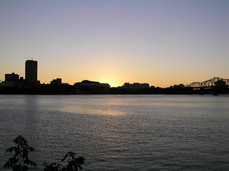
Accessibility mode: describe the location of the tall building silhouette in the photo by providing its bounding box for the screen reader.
[25,60,38,83]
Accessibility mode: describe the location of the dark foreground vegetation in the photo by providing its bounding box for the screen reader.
[4,135,85,171]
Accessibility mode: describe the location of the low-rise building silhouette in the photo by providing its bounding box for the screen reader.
[121,82,150,90]
[50,78,62,86]
[5,73,19,82]
[74,80,110,93]
[1,73,24,88]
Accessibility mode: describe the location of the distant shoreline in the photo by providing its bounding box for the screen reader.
[1,84,228,95]
[0,92,228,96]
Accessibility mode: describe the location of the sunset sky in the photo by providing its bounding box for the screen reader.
[0,0,229,87]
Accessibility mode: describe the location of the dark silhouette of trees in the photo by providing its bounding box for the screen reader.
[43,152,85,171]
[4,135,85,171]
[43,162,62,171]
[61,152,85,171]
[4,135,37,171]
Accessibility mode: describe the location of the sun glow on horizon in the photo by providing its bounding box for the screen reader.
[99,79,121,87]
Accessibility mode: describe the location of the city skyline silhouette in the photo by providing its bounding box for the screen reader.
[1,59,229,89]
[1,59,228,95]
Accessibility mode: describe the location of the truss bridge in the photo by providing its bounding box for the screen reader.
[189,77,229,88]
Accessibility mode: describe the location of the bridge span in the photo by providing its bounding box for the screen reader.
[189,77,229,88]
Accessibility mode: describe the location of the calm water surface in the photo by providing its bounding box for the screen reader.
[0,95,229,170]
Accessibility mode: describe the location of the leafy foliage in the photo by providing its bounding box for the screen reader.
[43,152,85,171]
[61,152,85,171]
[5,136,85,171]
[4,135,37,171]
[43,162,62,171]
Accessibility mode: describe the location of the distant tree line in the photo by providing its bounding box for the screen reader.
[0,83,228,95]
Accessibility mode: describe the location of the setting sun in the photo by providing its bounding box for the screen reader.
[99,79,120,87]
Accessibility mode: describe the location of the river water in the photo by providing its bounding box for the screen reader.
[0,95,229,170]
